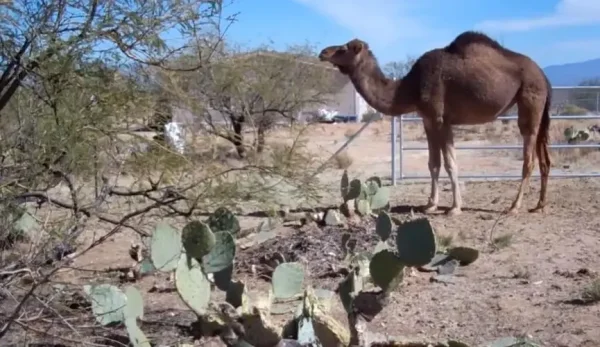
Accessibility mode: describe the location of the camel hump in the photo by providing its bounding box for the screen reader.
[444,31,511,56]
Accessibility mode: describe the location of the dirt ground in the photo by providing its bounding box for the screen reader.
[4,119,600,347]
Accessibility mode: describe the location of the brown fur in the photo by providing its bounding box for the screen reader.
[319,31,552,215]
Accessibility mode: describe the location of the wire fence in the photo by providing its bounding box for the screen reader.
[390,86,600,185]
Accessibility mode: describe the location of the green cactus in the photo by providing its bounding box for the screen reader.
[369,185,390,211]
[83,284,127,326]
[395,218,437,267]
[213,264,234,291]
[138,258,155,276]
[366,176,382,188]
[226,279,247,308]
[355,199,371,216]
[345,179,362,201]
[124,318,151,347]
[364,179,379,196]
[340,170,349,199]
[202,231,236,273]
[207,207,241,236]
[150,222,182,272]
[182,220,216,261]
[375,211,393,241]
[175,254,211,315]
[124,286,144,320]
[272,262,305,299]
[369,250,405,293]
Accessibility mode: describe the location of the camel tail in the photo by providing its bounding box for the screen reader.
[536,74,552,170]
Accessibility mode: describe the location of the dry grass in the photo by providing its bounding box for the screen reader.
[333,150,353,169]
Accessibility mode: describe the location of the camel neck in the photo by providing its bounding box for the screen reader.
[347,59,415,116]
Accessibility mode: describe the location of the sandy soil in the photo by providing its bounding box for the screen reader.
[4,119,600,347]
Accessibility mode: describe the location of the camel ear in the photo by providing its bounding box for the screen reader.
[348,39,367,54]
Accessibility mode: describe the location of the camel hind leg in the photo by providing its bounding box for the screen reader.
[507,103,541,214]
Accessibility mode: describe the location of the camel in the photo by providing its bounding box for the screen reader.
[318,31,552,216]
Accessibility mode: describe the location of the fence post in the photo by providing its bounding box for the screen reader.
[398,115,404,181]
[391,116,397,186]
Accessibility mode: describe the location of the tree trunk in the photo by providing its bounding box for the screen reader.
[231,117,246,158]
[256,126,266,153]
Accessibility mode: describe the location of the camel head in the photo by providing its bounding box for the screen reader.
[318,39,369,75]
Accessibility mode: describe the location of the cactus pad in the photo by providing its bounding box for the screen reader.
[226,279,247,308]
[340,170,349,198]
[448,246,479,265]
[272,262,305,299]
[150,222,182,272]
[124,318,151,347]
[366,176,382,188]
[369,186,390,211]
[345,179,362,201]
[395,218,437,267]
[369,249,405,293]
[124,286,144,320]
[202,231,236,273]
[175,254,211,315]
[375,211,393,241]
[207,207,241,236]
[355,199,371,216]
[83,284,127,325]
[182,220,215,261]
[364,180,379,196]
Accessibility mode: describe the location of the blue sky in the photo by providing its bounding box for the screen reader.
[219,0,600,68]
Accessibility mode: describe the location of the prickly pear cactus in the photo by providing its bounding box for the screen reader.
[369,250,404,293]
[124,286,144,320]
[395,218,437,267]
[375,211,393,242]
[202,231,236,273]
[182,220,215,261]
[226,279,247,308]
[83,284,127,326]
[272,262,305,299]
[175,254,211,315]
[447,246,479,266]
[207,207,241,236]
[124,318,151,347]
[150,222,182,272]
[345,179,362,202]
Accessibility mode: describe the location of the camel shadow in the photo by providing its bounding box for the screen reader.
[390,204,500,215]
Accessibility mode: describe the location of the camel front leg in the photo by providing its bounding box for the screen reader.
[441,124,462,216]
[423,124,441,213]
[508,133,536,214]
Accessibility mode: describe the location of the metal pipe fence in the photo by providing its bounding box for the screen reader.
[390,86,600,185]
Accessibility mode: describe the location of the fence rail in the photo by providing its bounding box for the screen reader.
[390,86,600,185]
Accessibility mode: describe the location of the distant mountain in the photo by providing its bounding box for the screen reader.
[543,58,600,86]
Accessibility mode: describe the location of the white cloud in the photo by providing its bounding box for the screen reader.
[476,0,600,32]
[291,0,435,46]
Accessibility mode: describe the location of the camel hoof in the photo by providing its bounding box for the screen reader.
[423,204,438,214]
[505,207,519,215]
[528,205,545,213]
[445,207,462,216]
